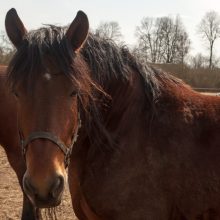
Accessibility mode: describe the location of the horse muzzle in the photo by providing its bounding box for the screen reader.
[23,173,64,208]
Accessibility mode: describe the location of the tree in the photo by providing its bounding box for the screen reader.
[177,31,191,64]
[135,17,164,63]
[189,53,208,69]
[160,16,190,64]
[0,31,14,64]
[94,21,123,43]
[135,15,190,64]
[198,11,220,68]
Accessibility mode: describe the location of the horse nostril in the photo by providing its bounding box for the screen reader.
[50,176,64,199]
[23,177,35,196]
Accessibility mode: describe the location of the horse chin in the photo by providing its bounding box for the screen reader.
[37,201,61,209]
[27,193,63,209]
[34,197,62,209]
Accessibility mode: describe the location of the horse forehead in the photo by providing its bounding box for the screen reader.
[43,73,52,81]
[40,72,71,93]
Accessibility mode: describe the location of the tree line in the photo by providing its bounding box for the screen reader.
[1,10,220,69]
[94,11,220,69]
[134,15,190,65]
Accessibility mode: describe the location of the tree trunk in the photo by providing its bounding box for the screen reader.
[209,42,214,69]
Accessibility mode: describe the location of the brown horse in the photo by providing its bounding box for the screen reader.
[0,65,41,219]
[5,8,220,220]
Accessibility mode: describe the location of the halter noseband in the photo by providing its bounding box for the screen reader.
[20,113,81,168]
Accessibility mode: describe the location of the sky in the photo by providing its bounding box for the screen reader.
[1,0,220,56]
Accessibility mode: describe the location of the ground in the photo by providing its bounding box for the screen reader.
[0,147,77,220]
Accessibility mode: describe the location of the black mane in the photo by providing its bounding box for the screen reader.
[82,34,186,104]
[82,34,160,101]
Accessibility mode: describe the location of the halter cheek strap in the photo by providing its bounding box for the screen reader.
[20,112,81,168]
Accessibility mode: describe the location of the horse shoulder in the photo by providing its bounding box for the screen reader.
[68,154,103,220]
[80,195,102,220]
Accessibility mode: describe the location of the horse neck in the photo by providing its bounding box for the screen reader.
[97,68,148,140]
[0,67,19,148]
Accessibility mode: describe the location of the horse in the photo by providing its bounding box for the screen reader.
[5,8,220,220]
[0,65,41,219]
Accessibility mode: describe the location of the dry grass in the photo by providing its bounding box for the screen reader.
[154,64,220,91]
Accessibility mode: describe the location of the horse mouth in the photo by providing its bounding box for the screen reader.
[33,196,62,208]
[26,191,63,208]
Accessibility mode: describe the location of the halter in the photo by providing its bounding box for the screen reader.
[19,112,81,168]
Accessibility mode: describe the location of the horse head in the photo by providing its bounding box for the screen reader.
[5,8,91,208]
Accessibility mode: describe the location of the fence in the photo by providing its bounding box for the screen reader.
[193,88,220,93]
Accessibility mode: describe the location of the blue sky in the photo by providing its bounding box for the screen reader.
[1,0,220,56]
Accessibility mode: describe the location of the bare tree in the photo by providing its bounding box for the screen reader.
[189,53,208,69]
[198,11,220,68]
[94,21,123,43]
[176,31,191,64]
[136,17,165,63]
[135,15,190,64]
[160,16,190,64]
[0,31,14,64]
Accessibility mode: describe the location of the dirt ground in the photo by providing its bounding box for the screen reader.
[0,147,77,220]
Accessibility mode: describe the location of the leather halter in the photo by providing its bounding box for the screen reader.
[20,112,81,168]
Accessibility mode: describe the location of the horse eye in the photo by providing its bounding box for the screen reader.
[70,90,77,97]
[12,90,19,98]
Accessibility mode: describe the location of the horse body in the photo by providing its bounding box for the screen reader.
[5,8,220,220]
[70,64,220,219]
[0,65,40,219]
[0,65,17,150]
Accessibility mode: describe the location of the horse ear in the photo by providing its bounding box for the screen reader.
[66,11,89,51]
[5,8,27,48]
